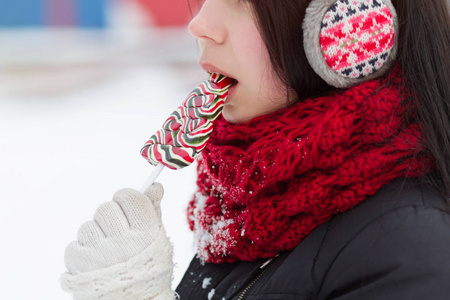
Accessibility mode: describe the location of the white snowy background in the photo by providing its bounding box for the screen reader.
[0,3,204,299]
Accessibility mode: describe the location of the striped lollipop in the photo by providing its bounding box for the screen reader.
[141,73,233,170]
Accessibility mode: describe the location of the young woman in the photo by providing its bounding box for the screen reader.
[62,0,450,299]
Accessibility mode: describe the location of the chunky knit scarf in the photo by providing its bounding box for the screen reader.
[187,69,431,264]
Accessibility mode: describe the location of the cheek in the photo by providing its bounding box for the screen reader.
[233,24,269,73]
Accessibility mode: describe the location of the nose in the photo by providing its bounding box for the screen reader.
[188,0,226,44]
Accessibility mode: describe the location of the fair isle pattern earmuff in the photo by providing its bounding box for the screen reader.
[303,0,398,88]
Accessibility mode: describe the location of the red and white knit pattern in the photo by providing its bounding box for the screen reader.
[320,0,395,79]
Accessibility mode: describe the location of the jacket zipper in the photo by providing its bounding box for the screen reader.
[236,255,278,300]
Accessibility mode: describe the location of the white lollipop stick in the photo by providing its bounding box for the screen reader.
[139,163,165,192]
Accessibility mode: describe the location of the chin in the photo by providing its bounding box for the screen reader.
[222,108,252,124]
[222,110,238,124]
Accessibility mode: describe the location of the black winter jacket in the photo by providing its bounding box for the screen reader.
[176,179,450,299]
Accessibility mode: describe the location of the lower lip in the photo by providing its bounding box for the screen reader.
[226,83,238,103]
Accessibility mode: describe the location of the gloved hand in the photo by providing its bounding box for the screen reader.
[61,183,176,300]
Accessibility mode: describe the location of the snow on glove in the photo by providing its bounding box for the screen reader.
[61,183,176,300]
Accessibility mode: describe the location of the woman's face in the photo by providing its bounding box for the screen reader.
[188,0,290,124]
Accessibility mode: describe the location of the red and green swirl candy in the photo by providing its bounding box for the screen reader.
[141,73,233,170]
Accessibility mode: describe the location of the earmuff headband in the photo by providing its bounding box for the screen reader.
[303,0,398,88]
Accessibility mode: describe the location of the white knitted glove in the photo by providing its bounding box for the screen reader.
[61,183,176,300]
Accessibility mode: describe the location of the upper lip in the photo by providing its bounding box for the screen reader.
[199,61,236,80]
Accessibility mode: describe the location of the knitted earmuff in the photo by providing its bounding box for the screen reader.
[303,0,398,88]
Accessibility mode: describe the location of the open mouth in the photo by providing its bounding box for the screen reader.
[230,78,238,87]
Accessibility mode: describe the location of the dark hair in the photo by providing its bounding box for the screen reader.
[248,0,450,201]
[248,1,336,101]
[391,0,450,200]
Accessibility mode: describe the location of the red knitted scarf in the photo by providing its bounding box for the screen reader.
[187,70,431,264]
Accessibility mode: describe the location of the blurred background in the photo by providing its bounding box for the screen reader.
[0,0,205,298]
